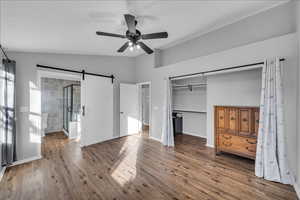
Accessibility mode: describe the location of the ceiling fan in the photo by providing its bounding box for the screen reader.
[96,14,168,54]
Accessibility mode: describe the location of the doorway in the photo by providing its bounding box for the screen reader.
[138,82,151,138]
[38,70,81,139]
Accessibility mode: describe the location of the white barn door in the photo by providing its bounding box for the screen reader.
[81,75,113,146]
[120,83,139,137]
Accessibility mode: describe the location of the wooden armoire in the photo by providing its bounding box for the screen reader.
[215,106,259,159]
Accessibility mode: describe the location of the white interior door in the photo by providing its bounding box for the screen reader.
[81,75,113,146]
[120,83,139,137]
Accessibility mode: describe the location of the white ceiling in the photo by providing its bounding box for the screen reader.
[0,0,287,57]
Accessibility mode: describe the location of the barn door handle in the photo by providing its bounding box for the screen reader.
[82,105,85,116]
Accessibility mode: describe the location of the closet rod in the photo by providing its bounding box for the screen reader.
[169,58,285,80]
[36,64,115,83]
[0,44,10,61]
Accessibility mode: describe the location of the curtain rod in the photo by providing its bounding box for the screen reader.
[169,58,285,80]
[0,45,10,61]
[36,64,115,83]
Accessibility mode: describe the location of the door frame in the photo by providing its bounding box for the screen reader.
[137,81,152,139]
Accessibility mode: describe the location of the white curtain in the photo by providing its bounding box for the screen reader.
[161,78,174,147]
[255,57,294,184]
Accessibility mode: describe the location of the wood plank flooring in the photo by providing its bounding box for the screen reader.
[0,132,297,200]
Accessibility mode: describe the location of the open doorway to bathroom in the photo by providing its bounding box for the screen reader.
[38,70,81,153]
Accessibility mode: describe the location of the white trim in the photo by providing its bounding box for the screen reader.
[10,156,42,167]
[0,167,7,182]
[80,135,120,147]
[149,136,161,142]
[206,143,214,148]
[182,132,206,138]
[294,182,300,199]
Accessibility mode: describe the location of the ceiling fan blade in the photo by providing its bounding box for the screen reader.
[124,14,136,34]
[117,42,129,53]
[138,42,153,54]
[96,31,126,38]
[141,32,168,40]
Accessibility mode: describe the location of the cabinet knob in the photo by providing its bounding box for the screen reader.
[246,146,255,153]
[246,139,256,144]
[222,135,232,140]
[222,142,232,147]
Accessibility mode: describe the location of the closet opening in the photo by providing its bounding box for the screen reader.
[171,76,207,146]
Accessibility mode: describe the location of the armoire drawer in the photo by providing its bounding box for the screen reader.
[218,133,257,158]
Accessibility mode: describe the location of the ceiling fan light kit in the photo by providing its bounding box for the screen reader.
[96,14,168,54]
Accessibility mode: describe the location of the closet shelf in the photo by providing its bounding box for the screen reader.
[172,83,207,91]
[173,109,207,114]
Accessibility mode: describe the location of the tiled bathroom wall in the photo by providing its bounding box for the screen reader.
[41,78,80,134]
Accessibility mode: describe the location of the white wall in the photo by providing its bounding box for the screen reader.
[158,1,296,67]
[206,68,262,147]
[135,33,298,178]
[7,51,135,161]
[295,0,300,196]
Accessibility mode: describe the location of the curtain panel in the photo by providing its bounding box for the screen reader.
[255,57,294,184]
[1,59,16,166]
[161,78,174,147]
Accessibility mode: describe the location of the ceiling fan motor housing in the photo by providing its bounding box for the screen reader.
[126,29,141,44]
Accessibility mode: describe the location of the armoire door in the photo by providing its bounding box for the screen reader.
[216,107,226,130]
[227,107,238,134]
[238,108,252,137]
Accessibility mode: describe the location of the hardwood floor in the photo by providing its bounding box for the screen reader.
[0,132,297,200]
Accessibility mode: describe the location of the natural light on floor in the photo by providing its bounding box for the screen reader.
[110,137,139,187]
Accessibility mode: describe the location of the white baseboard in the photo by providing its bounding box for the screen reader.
[294,182,300,199]
[183,131,206,138]
[0,166,6,182]
[80,135,121,147]
[10,156,42,167]
[206,143,214,148]
[149,136,161,142]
